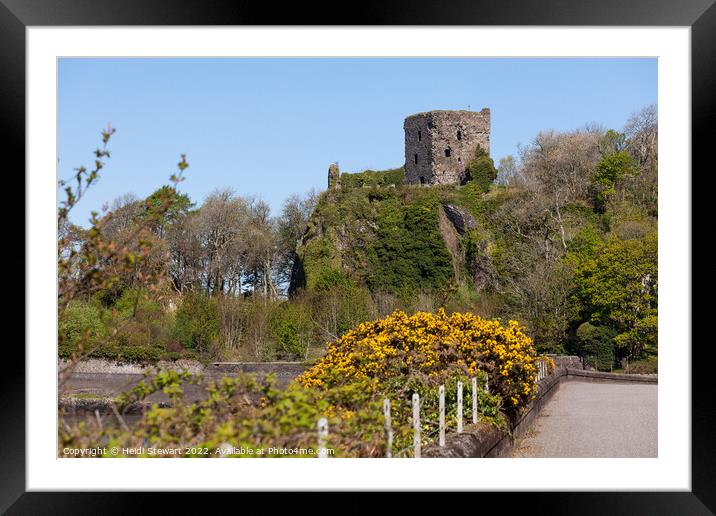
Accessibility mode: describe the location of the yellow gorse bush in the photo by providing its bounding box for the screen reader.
[299,309,549,408]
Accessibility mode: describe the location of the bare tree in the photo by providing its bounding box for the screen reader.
[192,189,249,296]
[496,155,518,186]
[518,128,603,251]
[624,104,658,170]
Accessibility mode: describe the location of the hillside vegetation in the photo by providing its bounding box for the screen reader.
[292,106,658,369]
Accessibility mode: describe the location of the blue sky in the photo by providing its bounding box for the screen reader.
[58,58,657,225]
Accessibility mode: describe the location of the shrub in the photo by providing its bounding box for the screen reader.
[58,301,107,357]
[615,314,657,361]
[172,292,219,352]
[113,287,163,319]
[216,296,254,356]
[268,301,313,360]
[307,283,373,343]
[60,371,392,457]
[464,145,497,193]
[61,366,504,458]
[576,322,616,371]
[313,268,353,292]
[298,309,547,410]
[625,355,658,374]
[591,150,638,212]
[339,167,404,189]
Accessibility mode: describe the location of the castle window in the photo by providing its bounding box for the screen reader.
[414,154,418,164]
[445,149,451,157]
[420,176,426,184]
[418,130,422,141]
[457,130,462,141]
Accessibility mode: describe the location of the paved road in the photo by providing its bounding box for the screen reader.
[512,379,657,458]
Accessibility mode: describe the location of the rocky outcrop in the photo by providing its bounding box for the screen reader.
[437,206,464,283]
[442,203,477,235]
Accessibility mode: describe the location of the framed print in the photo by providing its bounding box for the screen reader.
[3,0,712,512]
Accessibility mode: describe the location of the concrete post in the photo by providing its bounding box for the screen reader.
[457,381,463,433]
[383,398,393,458]
[317,417,328,458]
[412,393,421,458]
[439,385,445,446]
[472,377,478,424]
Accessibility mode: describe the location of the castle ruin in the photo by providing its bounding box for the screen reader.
[327,162,340,189]
[403,109,490,185]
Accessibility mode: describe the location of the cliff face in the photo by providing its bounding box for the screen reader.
[289,179,497,297]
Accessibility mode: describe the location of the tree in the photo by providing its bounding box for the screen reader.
[464,145,497,192]
[591,150,638,212]
[572,232,657,361]
[193,189,249,296]
[624,104,658,171]
[276,191,318,293]
[242,198,280,299]
[621,104,658,216]
[57,127,189,379]
[518,127,604,250]
[141,185,193,239]
[496,155,517,186]
[575,322,616,371]
[507,259,577,353]
[58,128,188,311]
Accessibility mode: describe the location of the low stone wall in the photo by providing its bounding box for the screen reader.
[548,354,583,370]
[61,359,308,383]
[207,362,307,384]
[60,360,310,413]
[59,358,205,375]
[424,357,658,458]
[565,368,657,384]
[59,396,170,415]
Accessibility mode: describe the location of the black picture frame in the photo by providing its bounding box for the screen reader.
[3,0,711,512]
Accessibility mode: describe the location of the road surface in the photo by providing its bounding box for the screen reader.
[512,379,657,458]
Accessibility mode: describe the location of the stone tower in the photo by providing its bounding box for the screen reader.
[327,162,340,189]
[404,109,490,185]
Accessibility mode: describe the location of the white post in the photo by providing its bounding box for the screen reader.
[317,417,328,458]
[383,398,393,458]
[457,381,463,433]
[536,360,540,384]
[471,377,478,424]
[439,385,445,446]
[485,376,489,393]
[412,393,421,458]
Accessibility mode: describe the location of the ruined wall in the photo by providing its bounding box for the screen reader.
[327,162,340,189]
[404,109,490,185]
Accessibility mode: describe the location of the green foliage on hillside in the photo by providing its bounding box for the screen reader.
[465,145,498,192]
[294,108,658,365]
[338,167,404,188]
[294,184,456,296]
[571,231,658,359]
